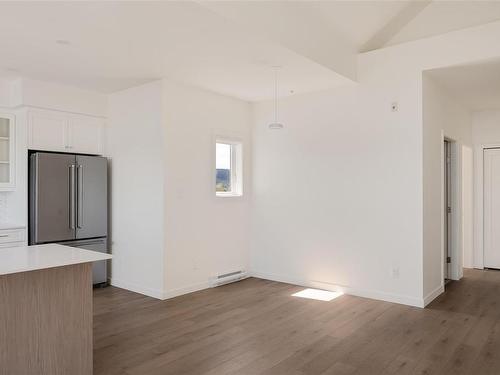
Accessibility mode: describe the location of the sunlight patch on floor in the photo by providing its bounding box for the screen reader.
[292,288,343,301]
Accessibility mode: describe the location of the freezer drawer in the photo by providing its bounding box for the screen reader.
[60,238,108,285]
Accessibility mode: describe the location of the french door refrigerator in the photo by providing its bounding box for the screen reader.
[29,152,108,285]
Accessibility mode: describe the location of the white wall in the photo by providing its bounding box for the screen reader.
[252,20,500,307]
[106,81,165,298]
[105,79,251,300]
[0,78,14,107]
[462,145,474,269]
[472,110,500,269]
[422,75,472,300]
[162,80,252,298]
[252,82,425,306]
[10,78,107,117]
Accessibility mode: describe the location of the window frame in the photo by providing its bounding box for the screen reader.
[215,136,243,198]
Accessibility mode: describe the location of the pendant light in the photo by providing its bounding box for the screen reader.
[268,67,284,130]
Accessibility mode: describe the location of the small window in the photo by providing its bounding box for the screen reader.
[216,140,242,197]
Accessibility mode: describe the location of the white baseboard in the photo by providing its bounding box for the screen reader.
[423,284,444,307]
[162,281,210,300]
[250,270,425,308]
[110,278,165,300]
[111,272,432,308]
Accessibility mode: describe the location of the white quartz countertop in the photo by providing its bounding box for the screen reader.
[0,244,112,276]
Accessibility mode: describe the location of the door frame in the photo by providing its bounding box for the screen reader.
[441,134,463,282]
[444,140,451,280]
[475,143,500,269]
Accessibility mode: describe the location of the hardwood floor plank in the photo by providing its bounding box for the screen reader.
[94,269,500,375]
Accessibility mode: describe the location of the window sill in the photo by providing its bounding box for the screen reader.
[216,192,243,198]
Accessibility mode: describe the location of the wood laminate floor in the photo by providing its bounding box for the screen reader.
[94,269,500,375]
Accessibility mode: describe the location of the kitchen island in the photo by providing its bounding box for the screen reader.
[0,244,111,375]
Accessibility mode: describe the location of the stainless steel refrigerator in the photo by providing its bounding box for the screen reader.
[29,152,108,285]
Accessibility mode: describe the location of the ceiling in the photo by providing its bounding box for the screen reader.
[386,1,500,47]
[0,1,355,101]
[426,59,500,111]
[0,1,499,101]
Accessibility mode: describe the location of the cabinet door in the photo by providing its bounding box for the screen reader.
[69,115,104,155]
[0,113,15,191]
[28,110,68,152]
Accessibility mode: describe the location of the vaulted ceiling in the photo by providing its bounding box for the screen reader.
[0,1,499,101]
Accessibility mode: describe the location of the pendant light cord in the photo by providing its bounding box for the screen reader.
[274,68,278,124]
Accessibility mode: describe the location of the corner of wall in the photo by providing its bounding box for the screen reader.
[422,283,444,307]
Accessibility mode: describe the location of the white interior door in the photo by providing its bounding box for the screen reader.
[484,148,500,268]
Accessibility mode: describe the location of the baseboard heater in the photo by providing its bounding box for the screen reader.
[210,270,247,287]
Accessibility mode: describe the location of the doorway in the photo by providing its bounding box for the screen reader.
[444,140,452,281]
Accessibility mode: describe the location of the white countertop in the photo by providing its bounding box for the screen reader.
[0,244,112,276]
[0,222,26,230]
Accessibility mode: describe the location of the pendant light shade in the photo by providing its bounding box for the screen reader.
[269,67,284,130]
[268,122,284,130]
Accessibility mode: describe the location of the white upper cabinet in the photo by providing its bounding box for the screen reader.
[28,110,67,152]
[68,114,103,155]
[0,113,16,191]
[28,109,104,155]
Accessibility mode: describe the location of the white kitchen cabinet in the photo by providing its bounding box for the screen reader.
[0,227,26,247]
[0,113,16,191]
[28,109,67,152]
[68,114,104,155]
[28,109,104,155]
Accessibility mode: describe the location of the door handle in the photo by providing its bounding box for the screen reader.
[77,165,83,229]
[69,165,76,229]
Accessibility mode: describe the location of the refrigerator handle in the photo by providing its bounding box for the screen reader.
[69,165,76,229]
[77,164,83,229]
